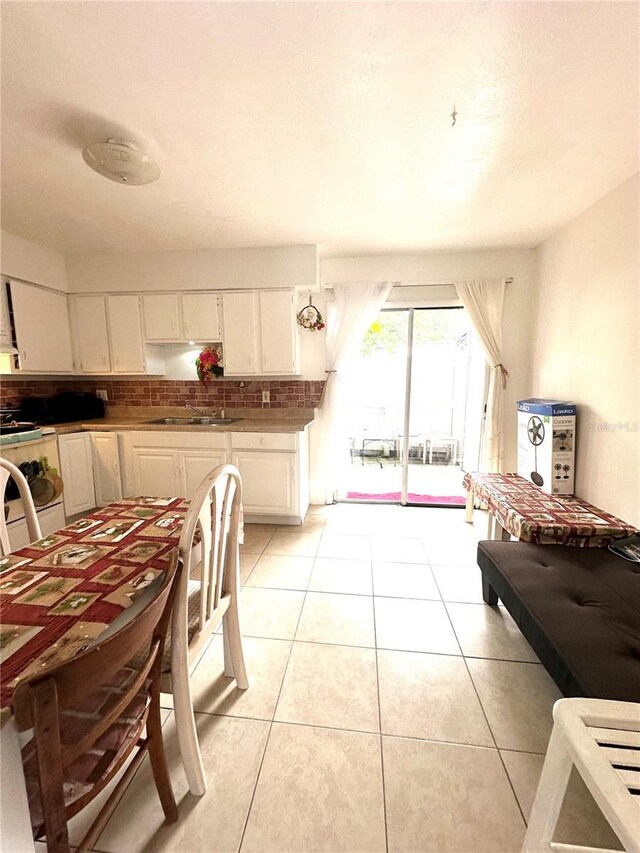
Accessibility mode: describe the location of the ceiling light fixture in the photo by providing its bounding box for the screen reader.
[82,138,160,185]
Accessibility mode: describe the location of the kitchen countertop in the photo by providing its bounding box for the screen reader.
[48,406,315,435]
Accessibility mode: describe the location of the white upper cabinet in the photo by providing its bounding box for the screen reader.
[143,294,181,341]
[71,294,164,376]
[107,295,146,373]
[221,292,258,375]
[73,295,111,373]
[182,293,221,341]
[222,290,299,376]
[9,281,74,373]
[142,292,221,343]
[259,290,298,374]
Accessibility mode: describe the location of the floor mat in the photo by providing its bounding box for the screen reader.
[345,491,466,505]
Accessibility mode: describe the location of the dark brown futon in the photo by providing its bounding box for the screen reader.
[477,541,640,702]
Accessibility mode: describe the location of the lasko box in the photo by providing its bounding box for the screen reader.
[517,399,576,495]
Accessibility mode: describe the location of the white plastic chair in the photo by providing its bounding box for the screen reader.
[523,697,640,853]
[0,458,41,555]
[164,463,249,796]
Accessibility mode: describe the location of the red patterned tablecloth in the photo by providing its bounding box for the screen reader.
[0,496,187,709]
[463,472,637,547]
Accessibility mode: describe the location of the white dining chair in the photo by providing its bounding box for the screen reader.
[159,463,248,796]
[0,458,41,556]
[523,697,640,853]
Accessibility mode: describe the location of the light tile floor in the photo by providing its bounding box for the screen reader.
[85,503,621,852]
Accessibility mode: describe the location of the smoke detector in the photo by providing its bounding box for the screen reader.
[82,138,160,185]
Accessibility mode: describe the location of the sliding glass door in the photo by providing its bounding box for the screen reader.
[341,306,483,506]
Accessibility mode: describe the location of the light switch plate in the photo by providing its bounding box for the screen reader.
[262,390,270,404]
[96,389,108,402]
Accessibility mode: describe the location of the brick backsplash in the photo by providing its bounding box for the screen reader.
[0,377,325,410]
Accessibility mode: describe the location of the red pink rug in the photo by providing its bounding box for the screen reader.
[346,491,466,505]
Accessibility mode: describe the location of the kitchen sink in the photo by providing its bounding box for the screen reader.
[144,417,243,426]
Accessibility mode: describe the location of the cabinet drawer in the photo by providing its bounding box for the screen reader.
[229,432,296,451]
[128,430,228,450]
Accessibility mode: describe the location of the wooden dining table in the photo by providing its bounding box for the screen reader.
[0,495,188,852]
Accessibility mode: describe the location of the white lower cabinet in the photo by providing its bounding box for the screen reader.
[121,428,309,522]
[126,432,227,499]
[229,430,309,522]
[182,450,227,498]
[131,448,179,497]
[90,432,123,505]
[231,451,295,515]
[58,433,96,517]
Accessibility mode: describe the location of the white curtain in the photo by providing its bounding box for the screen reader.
[315,281,394,503]
[455,279,508,472]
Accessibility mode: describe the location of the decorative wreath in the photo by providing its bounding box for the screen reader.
[196,345,224,383]
[297,296,325,331]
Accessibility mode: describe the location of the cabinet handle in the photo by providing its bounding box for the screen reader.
[264,352,269,365]
[185,320,191,333]
[259,437,266,446]
[248,352,253,367]
[115,354,120,365]
[22,350,27,363]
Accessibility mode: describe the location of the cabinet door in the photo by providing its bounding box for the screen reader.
[90,432,122,505]
[181,450,227,499]
[259,290,298,374]
[58,433,96,516]
[10,281,74,373]
[182,293,221,342]
[131,448,180,497]
[231,451,296,514]
[143,294,181,341]
[73,296,111,373]
[221,292,257,375]
[107,295,145,373]
[0,281,14,351]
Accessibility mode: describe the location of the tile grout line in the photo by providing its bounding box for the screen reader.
[236,517,325,851]
[370,557,390,853]
[437,573,530,828]
[184,708,550,754]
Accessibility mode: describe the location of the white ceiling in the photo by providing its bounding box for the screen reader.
[1,1,638,257]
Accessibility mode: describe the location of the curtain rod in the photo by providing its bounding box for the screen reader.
[390,279,513,287]
[323,278,513,289]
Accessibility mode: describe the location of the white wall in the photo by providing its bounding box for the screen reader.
[322,248,538,471]
[66,245,318,292]
[0,230,68,291]
[530,174,639,527]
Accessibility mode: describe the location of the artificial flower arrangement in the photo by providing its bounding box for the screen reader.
[195,345,224,383]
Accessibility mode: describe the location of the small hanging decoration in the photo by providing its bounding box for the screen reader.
[195,344,224,384]
[297,294,325,331]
